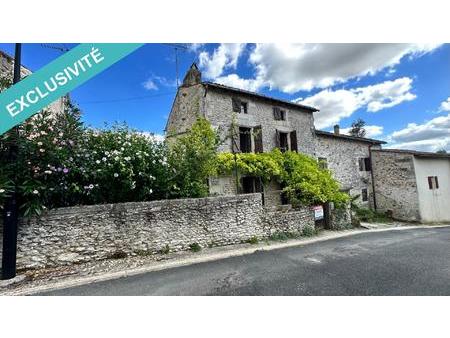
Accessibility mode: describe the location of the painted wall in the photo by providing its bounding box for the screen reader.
[414,157,450,222]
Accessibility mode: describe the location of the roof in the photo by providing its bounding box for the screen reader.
[372,148,450,159]
[315,130,387,145]
[202,81,319,113]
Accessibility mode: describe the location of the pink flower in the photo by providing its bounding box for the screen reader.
[63,168,69,174]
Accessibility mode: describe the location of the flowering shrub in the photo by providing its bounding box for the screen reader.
[0,96,171,215]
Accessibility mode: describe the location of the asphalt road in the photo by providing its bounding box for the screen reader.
[39,227,450,296]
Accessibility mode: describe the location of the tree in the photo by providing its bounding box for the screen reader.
[349,118,366,138]
[168,118,219,198]
[436,149,447,154]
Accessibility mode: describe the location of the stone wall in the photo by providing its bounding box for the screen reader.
[371,150,421,221]
[1,194,314,270]
[263,208,314,235]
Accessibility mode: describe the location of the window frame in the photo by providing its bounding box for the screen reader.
[361,188,368,202]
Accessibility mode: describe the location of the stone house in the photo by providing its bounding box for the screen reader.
[315,126,386,205]
[0,49,66,115]
[371,149,450,223]
[167,64,386,211]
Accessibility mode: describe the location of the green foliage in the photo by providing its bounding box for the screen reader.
[268,231,300,241]
[168,118,219,198]
[301,225,317,237]
[349,118,366,138]
[189,242,202,252]
[216,152,282,183]
[354,207,391,223]
[246,236,259,244]
[159,244,170,255]
[217,149,349,207]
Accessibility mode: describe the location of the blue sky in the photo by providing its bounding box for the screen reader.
[1,43,449,151]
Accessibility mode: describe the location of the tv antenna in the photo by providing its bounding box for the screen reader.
[161,44,189,87]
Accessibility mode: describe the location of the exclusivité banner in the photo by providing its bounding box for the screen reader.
[0,43,144,135]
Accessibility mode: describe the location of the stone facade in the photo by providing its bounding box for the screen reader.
[371,150,421,221]
[315,131,382,205]
[0,50,65,115]
[203,87,317,156]
[0,194,314,270]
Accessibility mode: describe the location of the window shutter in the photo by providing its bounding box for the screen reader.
[275,129,281,148]
[253,125,263,153]
[358,158,364,171]
[290,130,298,152]
[428,176,433,189]
[232,98,241,112]
[273,107,280,120]
[364,157,372,171]
[435,176,439,189]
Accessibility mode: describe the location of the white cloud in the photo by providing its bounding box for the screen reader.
[142,75,177,91]
[247,43,441,93]
[296,77,416,129]
[198,44,246,79]
[139,131,165,143]
[341,125,384,138]
[387,113,450,152]
[214,74,265,92]
[143,79,158,90]
[439,97,450,112]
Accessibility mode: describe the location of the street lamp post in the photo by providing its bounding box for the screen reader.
[1,43,22,280]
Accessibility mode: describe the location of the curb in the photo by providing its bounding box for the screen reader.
[4,224,450,296]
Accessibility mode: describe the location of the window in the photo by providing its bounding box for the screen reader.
[359,157,371,171]
[275,130,298,152]
[273,107,286,121]
[428,176,439,190]
[318,157,328,169]
[279,132,289,152]
[239,127,252,153]
[361,188,368,202]
[240,102,248,114]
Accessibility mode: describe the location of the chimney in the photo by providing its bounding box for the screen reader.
[333,124,340,135]
[182,63,201,87]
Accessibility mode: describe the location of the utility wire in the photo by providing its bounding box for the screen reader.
[78,91,176,104]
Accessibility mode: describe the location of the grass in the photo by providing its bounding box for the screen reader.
[159,244,170,255]
[354,207,392,223]
[189,243,202,252]
[246,236,259,244]
[268,225,320,242]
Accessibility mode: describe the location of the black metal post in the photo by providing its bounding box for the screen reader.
[1,43,21,280]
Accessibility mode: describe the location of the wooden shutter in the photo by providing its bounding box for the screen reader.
[232,98,241,112]
[359,158,364,171]
[273,107,280,120]
[290,130,298,152]
[275,129,281,149]
[253,126,263,153]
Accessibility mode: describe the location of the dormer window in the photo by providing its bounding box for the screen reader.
[273,107,286,121]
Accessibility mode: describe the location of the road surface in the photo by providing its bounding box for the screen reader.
[39,227,450,296]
